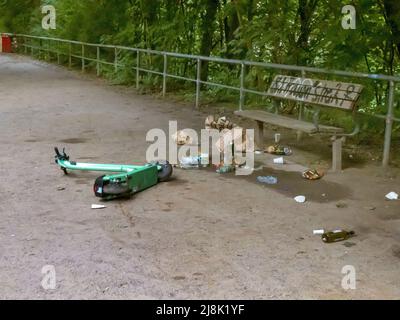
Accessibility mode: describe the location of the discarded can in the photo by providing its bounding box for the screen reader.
[273,157,285,164]
[216,164,235,174]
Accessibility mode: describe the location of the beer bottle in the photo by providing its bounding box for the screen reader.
[322,230,355,243]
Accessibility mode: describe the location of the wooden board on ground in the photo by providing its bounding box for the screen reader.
[234,110,344,134]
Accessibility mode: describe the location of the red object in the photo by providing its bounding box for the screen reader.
[1,35,12,53]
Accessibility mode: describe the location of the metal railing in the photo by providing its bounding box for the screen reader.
[4,33,400,167]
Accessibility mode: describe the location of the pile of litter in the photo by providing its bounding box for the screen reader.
[174,115,257,173]
[256,140,324,202]
[265,144,292,156]
[205,115,235,131]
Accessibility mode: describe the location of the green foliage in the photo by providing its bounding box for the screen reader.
[1,0,399,136]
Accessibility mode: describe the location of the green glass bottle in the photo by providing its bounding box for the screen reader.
[322,230,355,243]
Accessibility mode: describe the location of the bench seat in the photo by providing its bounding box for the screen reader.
[234,110,344,134]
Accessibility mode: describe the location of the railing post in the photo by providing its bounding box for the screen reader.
[114,47,118,72]
[57,41,60,64]
[239,62,245,111]
[39,39,42,59]
[81,43,85,72]
[196,58,202,108]
[136,50,140,90]
[297,69,306,141]
[47,39,50,61]
[382,81,396,167]
[163,54,168,97]
[69,43,72,68]
[96,46,100,76]
[299,69,306,121]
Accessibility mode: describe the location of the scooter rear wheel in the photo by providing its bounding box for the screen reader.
[103,183,131,195]
[94,176,130,198]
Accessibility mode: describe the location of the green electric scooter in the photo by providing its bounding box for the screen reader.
[54,147,173,200]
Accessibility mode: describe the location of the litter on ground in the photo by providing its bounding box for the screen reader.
[257,176,278,184]
[216,164,235,174]
[321,230,355,243]
[385,192,398,200]
[336,202,348,208]
[273,157,285,164]
[172,130,193,145]
[178,154,209,169]
[91,204,107,209]
[205,115,235,131]
[294,195,306,203]
[302,169,324,180]
[265,145,292,156]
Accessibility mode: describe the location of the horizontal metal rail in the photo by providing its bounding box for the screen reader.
[10,33,400,82]
[4,32,399,167]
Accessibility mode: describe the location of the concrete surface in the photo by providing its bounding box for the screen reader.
[0,53,399,299]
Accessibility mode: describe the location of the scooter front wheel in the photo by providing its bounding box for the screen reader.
[157,160,173,182]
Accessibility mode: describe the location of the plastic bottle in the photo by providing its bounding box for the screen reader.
[257,176,278,184]
[179,154,209,169]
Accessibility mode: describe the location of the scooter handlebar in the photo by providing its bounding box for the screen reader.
[54,147,70,162]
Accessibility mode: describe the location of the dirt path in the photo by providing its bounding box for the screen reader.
[0,53,399,299]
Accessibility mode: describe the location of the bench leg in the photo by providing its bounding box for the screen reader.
[255,120,264,149]
[296,131,303,142]
[332,137,344,172]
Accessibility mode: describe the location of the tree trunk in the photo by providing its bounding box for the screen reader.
[293,0,319,65]
[199,0,219,82]
[383,0,400,58]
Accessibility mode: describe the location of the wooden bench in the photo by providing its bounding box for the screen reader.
[235,75,363,171]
